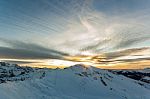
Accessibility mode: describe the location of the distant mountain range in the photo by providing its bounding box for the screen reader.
[0,62,149,99]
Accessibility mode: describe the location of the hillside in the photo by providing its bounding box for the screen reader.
[0,62,149,99]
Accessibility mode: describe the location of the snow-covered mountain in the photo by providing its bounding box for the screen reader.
[0,62,149,99]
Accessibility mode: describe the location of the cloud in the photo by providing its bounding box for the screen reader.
[104,47,149,59]
[0,46,64,59]
[62,47,150,66]
[111,25,150,49]
[79,39,111,52]
[114,36,150,49]
[0,38,68,56]
[0,0,150,58]
[0,39,69,59]
[49,2,150,55]
[1,60,39,64]
[114,57,150,63]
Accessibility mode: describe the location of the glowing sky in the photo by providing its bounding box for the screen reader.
[0,0,150,69]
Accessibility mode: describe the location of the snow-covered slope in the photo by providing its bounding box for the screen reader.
[0,62,149,99]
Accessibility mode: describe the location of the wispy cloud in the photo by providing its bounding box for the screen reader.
[0,0,150,69]
[48,0,150,55]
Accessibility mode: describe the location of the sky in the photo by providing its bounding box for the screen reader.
[0,0,150,69]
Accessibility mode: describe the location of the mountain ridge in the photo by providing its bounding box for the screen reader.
[0,62,149,99]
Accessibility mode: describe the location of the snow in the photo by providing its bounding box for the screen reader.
[143,76,150,81]
[0,63,149,99]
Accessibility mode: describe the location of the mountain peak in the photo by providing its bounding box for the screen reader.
[65,64,95,72]
[70,64,90,69]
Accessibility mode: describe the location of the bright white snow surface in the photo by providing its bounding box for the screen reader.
[0,64,149,99]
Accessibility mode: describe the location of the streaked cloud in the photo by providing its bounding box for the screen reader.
[0,0,150,69]
[0,38,69,59]
[1,60,39,64]
[0,46,64,59]
[104,47,150,59]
